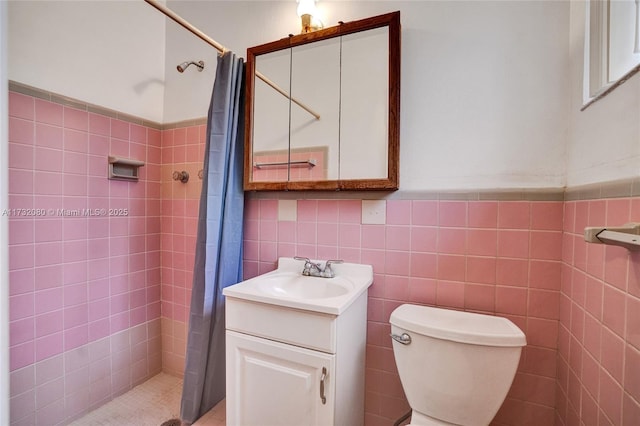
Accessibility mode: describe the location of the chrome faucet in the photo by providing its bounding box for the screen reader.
[294,257,343,278]
[294,256,323,276]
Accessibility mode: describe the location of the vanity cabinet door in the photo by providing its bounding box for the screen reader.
[226,330,336,426]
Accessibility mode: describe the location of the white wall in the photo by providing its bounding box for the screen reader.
[1,2,10,423]
[567,1,640,187]
[163,0,298,123]
[8,0,166,123]
[397,1,569,190]
[164,1,570,191]
[8,1,572,191]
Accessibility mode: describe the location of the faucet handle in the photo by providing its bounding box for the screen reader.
[322,259,343,278]
[294,256,321,276]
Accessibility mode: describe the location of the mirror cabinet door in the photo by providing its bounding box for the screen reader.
[339,26,389,180]
[290,38,341,182]
[252,48,291,183]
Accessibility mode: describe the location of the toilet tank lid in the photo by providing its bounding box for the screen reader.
[390,304,526,347]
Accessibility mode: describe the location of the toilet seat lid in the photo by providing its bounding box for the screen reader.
[390,304,526,347]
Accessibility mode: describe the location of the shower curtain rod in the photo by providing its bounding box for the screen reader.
[143,0,321,120]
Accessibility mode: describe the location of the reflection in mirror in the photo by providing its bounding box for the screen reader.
[290,38,341,181]
[252,147,328,182]
[244,11,400,191]
[252,49,291,182]
[339,27,388,180]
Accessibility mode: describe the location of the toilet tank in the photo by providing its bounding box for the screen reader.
[390,305,526,426]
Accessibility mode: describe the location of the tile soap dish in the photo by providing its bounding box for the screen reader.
[108,155,145,181]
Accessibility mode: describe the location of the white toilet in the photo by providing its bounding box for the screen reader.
[389,304,526,426]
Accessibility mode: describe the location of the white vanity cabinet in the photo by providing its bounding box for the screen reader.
[225,291,369,426]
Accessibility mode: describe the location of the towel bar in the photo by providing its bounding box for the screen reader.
[584,223,640,251]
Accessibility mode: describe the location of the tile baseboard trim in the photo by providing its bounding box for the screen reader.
[246,188,566,202]
[247,178,640,202]
[564,177,640,201]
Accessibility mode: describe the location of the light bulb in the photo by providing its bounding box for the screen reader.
[297,0,316,18]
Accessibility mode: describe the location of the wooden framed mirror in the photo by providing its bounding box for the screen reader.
[243,11,400,191]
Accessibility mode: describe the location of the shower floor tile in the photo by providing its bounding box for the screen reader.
[69,373,225,426]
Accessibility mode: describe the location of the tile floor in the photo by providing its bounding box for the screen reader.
[69,373,225,426]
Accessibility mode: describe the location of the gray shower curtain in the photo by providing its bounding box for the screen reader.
[180,51,245,425]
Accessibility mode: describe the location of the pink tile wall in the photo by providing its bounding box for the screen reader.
[159,125,205,324]
[159,124,206,377]
[26,112,565,424]
[243,198,564,426]
[8,87,634,426]
[22,109,634,426]
[153,123,564,424]
[8,91,162,424]
[556,198,640,426]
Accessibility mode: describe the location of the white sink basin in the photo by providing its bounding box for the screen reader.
[256,272,352,299]
[223,257,373,314]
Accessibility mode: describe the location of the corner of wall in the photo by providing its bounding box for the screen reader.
[1,1,10,424]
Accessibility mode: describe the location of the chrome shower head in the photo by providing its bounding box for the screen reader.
[177,60,205,73]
